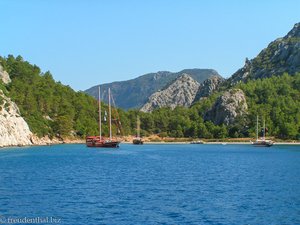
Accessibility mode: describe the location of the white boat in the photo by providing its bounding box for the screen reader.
[191,140,205,144]
[252,115,273,147]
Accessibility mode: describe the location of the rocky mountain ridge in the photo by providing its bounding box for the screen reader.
[140,74,225,112]
[85,69,221,110]
[229,22,300,85]
[140,74,200,112]
[86,23,300,112]
[193,76,224,102]
[204,22,300,125]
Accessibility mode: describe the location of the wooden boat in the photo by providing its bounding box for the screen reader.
[251,115,273,147]
[133,116,143,145]
[86,87,120,148]
[86,136,119,148]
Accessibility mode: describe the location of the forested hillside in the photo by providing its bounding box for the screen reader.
[0,55,100,137]
[1,55,300,140]
[237,73,300,139]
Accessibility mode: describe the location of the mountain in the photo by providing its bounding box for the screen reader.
[229,22,300,85]
[141,74,225,112]
[85,69,221,110]
[140,74,200,112]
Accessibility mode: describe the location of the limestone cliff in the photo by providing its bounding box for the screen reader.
[205,89,248,125]
[193,76,224,102]
[0,90,33,147]
[0,65,11,84]
[140,74,200,112]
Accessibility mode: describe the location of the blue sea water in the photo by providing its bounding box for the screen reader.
[0,144,299,225]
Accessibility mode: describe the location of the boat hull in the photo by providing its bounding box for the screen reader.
[86,141,119,148]
[86,137,120,148]
[133,139,143,145]
[252,140,273,147]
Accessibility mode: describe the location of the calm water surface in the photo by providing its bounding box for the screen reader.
[0,144,299,225]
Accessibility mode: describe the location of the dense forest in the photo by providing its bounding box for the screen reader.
[237,73,300,139]
[1,55,300,140]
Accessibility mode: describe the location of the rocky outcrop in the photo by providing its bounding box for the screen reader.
[229,22,300,85]
[205,89,248,125]
[0,65,11,84]
[193,76,224,102]
[140,74,200,112]
[0,90,33,147]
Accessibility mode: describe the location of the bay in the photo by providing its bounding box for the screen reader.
[0,144,299,225]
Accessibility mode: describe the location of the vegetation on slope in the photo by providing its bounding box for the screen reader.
[127,73,300,140]
[237,73,300,139]
[1,55,100,137]
[1,55,299,140]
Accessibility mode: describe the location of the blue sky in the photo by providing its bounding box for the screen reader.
[1,0,299,91]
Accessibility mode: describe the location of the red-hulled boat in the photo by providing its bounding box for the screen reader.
[86,136,119,148]
[86,87,121,148]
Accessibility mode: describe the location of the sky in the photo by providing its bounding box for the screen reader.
[1,0,300,91]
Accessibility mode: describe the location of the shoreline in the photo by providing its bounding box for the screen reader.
[2,139,300,149]
[131,141,300,145]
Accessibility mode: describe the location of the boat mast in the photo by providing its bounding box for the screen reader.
[99,86,102,140]
[108,88,112,141]
[256,115,259,141]
[137,115,140,138]
[263,117,266,141]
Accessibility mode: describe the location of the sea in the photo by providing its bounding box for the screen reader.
[0,143,299,225]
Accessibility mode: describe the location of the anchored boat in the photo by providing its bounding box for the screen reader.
[133,115,143,145]
[86,87,120,148]
[251,115,273,147]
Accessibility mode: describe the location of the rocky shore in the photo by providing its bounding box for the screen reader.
[1,66,85,148]
[0,135,85,148]
[30,135,84,146]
